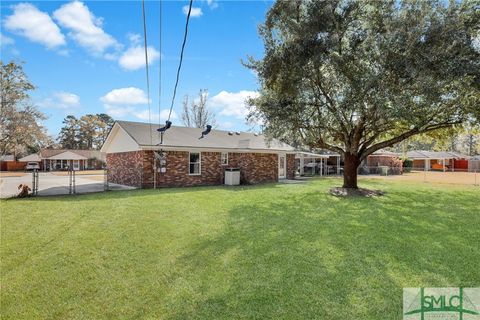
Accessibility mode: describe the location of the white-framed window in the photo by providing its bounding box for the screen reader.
[189,152,201,175]
[221,152,228,165]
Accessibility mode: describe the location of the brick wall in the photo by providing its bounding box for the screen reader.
[286,154,295,179]
[143,150,224,188]
[106,151,143,187]
[108,150,285,188]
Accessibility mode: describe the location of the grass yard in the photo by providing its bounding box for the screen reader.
[1,178,479,319]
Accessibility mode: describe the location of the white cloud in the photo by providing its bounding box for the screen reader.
[104,105,135,118]
[206,0,219,9]
[3,3,65,49]
[37,91,80,110]
[118,46,161,71]
[104,105,177,123]
[131,109,178,122]
[183,6,203,17]
[209,90,259,119]
[0,33,15,46]
[127,32,141,45]
[55,92,80,105]
[160,109,178,122]
[100,87,149,105]
[53,1,118,55]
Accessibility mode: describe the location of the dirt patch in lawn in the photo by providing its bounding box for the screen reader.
[330,187,384,197]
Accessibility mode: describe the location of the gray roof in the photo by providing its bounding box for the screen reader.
[402,150,470,159]
[116,120,295,152]
[0,155,15,161]
[372,149,398,157]
[18,154,41,162]
[40,149,105,161]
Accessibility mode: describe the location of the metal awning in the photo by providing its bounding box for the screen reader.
[295,152,330,159]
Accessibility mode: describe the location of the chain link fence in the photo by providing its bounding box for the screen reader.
[297,164,480,186]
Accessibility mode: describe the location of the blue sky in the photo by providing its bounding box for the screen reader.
[1,0,272,137]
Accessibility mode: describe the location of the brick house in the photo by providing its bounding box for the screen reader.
[101,121,296,188]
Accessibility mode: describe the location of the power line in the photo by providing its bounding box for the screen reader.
[141,0,155,188]
[158,0,163,128]
[167,0,193,122]
[141,0,153,148]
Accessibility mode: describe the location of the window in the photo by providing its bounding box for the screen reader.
[221,152,228,165]
[189,152,201,175]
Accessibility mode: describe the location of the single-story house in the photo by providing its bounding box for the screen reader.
[18,149,105,171]
[362,149,403,175]
[401,150,470,171]
[100,121,296,188]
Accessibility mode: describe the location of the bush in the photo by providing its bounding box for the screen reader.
[402,159,413,172]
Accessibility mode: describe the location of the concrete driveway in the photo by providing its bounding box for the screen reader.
[0,172,135,198]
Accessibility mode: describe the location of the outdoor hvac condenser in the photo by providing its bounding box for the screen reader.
[224,168,240,185]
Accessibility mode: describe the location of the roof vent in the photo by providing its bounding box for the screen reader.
[235,131,240,135]
[228,131,234,135]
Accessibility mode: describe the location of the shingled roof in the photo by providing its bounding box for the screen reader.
[114,121,295,152]
[402,150,470,159]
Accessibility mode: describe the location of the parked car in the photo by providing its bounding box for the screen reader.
[25,162,40,171]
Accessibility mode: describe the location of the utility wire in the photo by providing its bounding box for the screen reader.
[141,0,153,147]
[142,0,155,188]
[166,0,193,122]
[158,0,163,128]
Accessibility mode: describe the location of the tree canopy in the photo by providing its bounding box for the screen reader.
[0,61,51,157]
[246,0,480,188]
[58,114,114,150]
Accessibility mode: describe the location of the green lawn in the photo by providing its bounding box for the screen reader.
[1,178,479,319]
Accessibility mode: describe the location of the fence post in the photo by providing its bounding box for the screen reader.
[104,168,109,191]
[31,169,38,196]
[72,170,76,194]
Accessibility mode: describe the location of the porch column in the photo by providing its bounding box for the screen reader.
[320,158,323,177]
[337,156,340,175]
[299,156,304,176]
[442,158,446,172]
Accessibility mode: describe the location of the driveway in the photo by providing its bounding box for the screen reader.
[0,172,136,198]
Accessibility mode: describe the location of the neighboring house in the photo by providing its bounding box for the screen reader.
[100,121,296,188]
[401,150,471,171]
[18,149,105,171]
[364,150,403,174]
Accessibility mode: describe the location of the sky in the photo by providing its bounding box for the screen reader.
[0,0,273,137]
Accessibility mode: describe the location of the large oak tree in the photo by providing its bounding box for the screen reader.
[246,0,479,188]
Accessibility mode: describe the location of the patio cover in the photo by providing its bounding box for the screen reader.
[295,151,330,159]
[47,151,87,160]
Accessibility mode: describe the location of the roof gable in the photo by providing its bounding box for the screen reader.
[48,151,88,160]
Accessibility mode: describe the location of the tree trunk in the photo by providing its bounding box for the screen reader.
[343,153,360,189]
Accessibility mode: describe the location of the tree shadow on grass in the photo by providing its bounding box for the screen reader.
[164,188,479,320]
